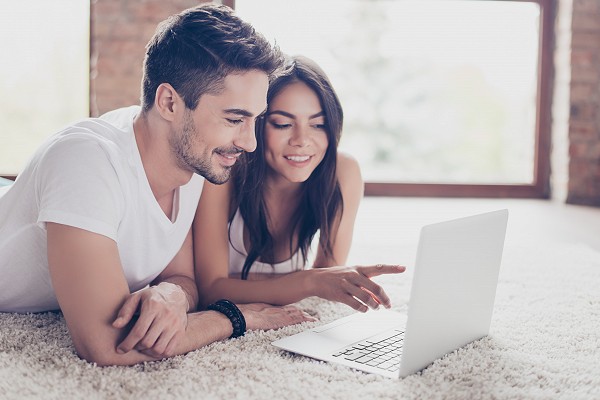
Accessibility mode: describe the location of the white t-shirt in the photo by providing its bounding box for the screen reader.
[0,106,204,312]
[228,208,305,276]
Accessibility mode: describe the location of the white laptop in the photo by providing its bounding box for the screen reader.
[272,209,508,378]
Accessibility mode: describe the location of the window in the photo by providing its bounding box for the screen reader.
[0,0,89,177]
[235,0,552,197]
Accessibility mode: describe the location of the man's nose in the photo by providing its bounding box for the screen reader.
[235,120,257,153]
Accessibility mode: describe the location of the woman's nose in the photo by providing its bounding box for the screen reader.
[289,126,309,147]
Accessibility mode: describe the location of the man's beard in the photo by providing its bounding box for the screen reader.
[171,111,236,185]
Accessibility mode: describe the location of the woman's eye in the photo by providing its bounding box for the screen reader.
[270,121,291,129]
[312,124,327,130]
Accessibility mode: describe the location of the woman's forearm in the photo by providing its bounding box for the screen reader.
[199,270,315,308]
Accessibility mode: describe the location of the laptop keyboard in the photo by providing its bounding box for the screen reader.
[331,329,404,372]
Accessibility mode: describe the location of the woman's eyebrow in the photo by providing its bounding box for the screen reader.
[267,110,295,118]
[267,110,324,119]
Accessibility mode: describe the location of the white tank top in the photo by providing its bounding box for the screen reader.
[228,209,305,275]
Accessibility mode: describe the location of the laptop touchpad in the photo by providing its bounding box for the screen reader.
[313,310,403,345]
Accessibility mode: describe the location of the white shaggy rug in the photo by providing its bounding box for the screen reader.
[1,198,600,399]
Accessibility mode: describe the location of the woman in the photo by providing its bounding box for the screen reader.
[193,55,404,312]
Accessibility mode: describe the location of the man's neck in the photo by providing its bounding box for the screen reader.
[132,111,193,201]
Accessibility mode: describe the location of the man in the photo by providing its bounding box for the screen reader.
[0,4,312,366]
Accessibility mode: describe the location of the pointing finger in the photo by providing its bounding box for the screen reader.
[358,264,406,278]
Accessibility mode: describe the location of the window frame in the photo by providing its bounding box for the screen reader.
[4,0,553,199]
[229,0,554,198]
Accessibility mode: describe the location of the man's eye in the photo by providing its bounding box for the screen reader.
[226,118,243,125]
[313,124,327,130]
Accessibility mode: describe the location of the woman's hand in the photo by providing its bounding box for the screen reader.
[113,282,189,358]
[238,303,316,331]
[308,264,406,312]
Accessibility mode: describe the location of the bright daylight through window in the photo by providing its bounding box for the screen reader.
[0,0,89,176]
[236,0,541,185]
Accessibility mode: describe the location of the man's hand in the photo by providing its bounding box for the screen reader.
[238,303,316,331]
[309,264,406,312]
[113,282,189,358]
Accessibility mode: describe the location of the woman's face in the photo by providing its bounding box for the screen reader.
[263,81,329,185]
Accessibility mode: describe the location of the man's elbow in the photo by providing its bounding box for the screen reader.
[74,342,141,367]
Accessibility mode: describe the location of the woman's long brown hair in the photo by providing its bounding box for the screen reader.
[230,55,344,279]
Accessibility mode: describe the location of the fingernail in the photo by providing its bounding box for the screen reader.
[116,348,124,354]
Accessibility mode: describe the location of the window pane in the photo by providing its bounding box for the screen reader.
[236,0,540,184]
[0,0,89,175]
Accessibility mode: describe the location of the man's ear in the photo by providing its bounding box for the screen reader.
[154,83,183,122]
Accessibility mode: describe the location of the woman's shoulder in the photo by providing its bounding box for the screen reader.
[336,151,362,182]
[336,151,364,198]
[337,150,360,167]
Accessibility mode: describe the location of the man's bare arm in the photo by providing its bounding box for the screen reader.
[113,228,199,357]
[152,228,199,310]
[47,223,311,366]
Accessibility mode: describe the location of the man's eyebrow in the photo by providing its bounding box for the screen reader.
[223,108,265,118]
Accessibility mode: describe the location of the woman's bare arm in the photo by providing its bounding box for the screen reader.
[193,180,368,308]
[193,155,404,312]
[313,152,364,267]
[193,181,236,309]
